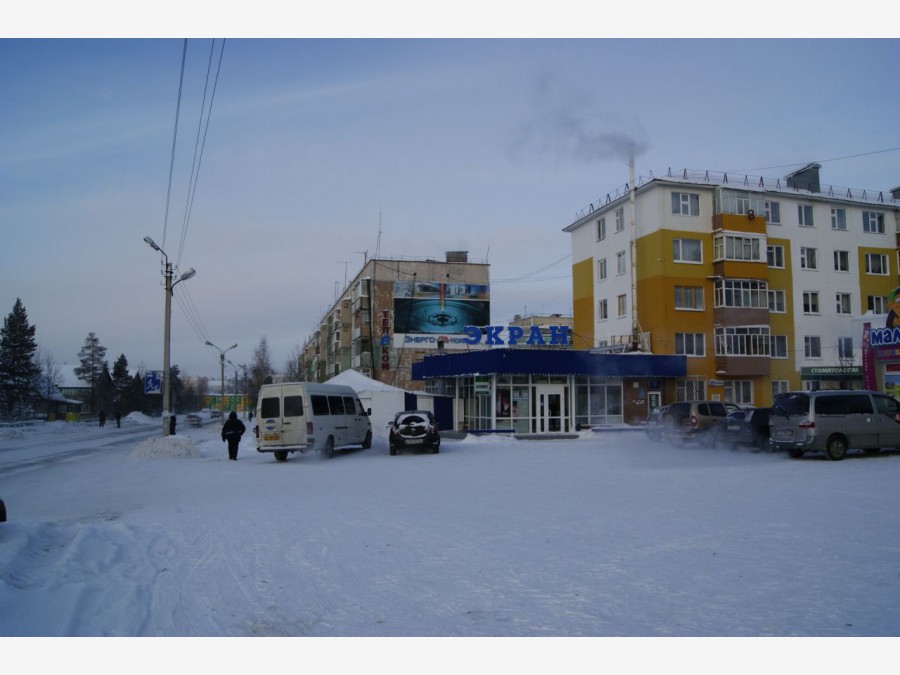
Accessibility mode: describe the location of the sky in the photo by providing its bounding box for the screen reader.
[2,13,899,379]
[2,410,899,669]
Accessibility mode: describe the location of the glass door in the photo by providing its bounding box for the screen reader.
[536,385,566,433]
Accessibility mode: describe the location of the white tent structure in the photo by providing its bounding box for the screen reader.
[325,370,407,438]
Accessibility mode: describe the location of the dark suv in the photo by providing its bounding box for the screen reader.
[662,400,729,442]
[389,410,441,455]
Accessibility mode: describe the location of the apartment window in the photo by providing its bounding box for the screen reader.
[715,326,771,356]
[617,294,627,317]
[865,253,889,275]
[714,279,768,309]
[863,211,885,234]
[768,289,786,313]
[800,247,817,270]
[597,258,607,281]
[803,291,820,314]
[836,293,852,315]
[673,238,702,263]
[672,191,700,216]
[725,381,753,405]
[772,380,790,399]
[798,204,814,227]
[805,336,822,358]
[765,201,781,224]
[838,337,854,360]
[674,286,704,310]
[597,217,606,241]
[767,245,785,268]
[833,250,850,272]
[677,379,706,402]
[598,299,608,321]
[616,251,627,275]
[615,207,625,232]
[713,233,763,262]
[770,335,788,358]
[675,333,705,356]
[831,208,847,231]
[868,296,888,313]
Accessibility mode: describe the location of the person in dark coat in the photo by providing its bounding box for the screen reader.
[99,410,106,427]
[115,409,121,428]
[169,414,176,435]
[221,411,246,461]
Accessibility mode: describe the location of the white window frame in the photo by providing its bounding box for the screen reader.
[771,335,788,358]
[713,233,764,262]
[677,379,706,402]
[597,217,606,241]
[674,286,704,311]
[615,207,625,232]
[835,293,852,315]
[800,247,818,270]
[673,238,702,263]
[597,258,607,281]
[772,380,790,399]
[675,332,706,356]
[869,296,888,313]
[714,326,771,357]
[598,298,608,321]
[798,204,814,227]
[865,253,889,275]
[863,211,885,234]
[803,291,820,314]
[804,336,822,359]
[838,337,854,360]
[831,208,847,231]
[617,294,627,318]
[833,250,850,273]
[768,289,786,313]
[765,201,781,224]
[714,279,768,309]
[672,191,700,216]
[724,381,753,405]
[616,251,627,276]
[767,245,785,268]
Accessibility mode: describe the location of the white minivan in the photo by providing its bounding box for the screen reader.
[255,382,373,462]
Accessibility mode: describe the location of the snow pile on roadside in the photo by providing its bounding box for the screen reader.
[124,412,157,425]
[131,435,201,459]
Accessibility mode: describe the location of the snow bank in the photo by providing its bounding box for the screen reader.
[131,435,201,459]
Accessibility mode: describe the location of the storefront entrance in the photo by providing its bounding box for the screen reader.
[536,385,567,433]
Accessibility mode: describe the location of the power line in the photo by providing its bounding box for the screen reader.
[161,39,188,254]
[730,146,900,174]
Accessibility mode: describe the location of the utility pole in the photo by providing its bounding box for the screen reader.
[206,341,237,417]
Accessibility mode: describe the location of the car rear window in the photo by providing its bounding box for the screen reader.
[284,395,303,417]
[773,393,809,416]
[260,397,280,418]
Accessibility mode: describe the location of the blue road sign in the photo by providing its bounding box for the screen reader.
[144,370,162,395]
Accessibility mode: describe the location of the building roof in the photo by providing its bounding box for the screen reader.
[326,369,406,392]
[412,349,686,379]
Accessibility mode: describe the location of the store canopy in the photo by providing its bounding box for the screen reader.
[412,349,687,379]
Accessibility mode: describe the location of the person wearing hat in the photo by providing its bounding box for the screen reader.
[221,411,246,461]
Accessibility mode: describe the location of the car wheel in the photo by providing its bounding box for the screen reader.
[362,431,372,449]
[432,444,440,454]
[825,436,848,461]
[323,436,335,459]
[274,451,288,462]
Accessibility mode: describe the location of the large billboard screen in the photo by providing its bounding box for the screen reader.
[392,280,490,334]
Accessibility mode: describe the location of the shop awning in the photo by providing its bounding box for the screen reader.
[412,349,687,379]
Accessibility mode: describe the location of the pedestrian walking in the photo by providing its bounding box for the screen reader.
[221,411,246,460]
[99,410,106,427]
[169,414,176,436]
[115,409,121,428]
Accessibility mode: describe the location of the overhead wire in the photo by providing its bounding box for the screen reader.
[161,39,188,255]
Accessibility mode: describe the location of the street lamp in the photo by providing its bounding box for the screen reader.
[227,359,241,415]
[144,236,196,436]
[206,340,237,417]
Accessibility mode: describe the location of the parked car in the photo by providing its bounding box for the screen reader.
[770,390,900,460]
[185,413,202,427]
[645,405,669,441]
[389,410,440,455]
[712,408,771,451]
[662,400,729,443]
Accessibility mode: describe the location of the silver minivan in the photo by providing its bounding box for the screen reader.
[770,390,900,460]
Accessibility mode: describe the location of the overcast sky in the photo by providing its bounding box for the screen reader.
[2,15,898,378]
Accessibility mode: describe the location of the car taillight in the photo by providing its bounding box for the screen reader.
[690,414,698,428]
[798,420,815,429]
[307,422,314,435]
[254,425,259,438]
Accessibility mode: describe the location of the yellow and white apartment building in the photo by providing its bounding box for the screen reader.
[565,163,900,408]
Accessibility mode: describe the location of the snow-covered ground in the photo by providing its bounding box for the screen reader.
[0,413,896,670]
